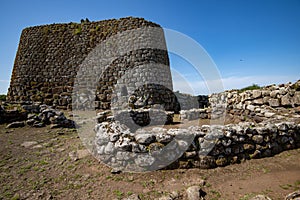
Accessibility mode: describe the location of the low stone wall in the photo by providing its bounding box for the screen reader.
[179,80,300,122]
[93,119,300,171]
[90,80,300,171]
[174,93,209,110]
[210,80,300,117]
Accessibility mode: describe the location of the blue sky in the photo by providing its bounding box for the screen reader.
[0,0,299,94]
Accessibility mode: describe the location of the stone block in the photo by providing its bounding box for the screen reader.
[281,94,292,106]
[268,98,280,107]
[252,90,262,99]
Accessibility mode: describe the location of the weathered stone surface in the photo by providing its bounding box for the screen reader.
[21,141,38,148]
[293,92,300,106]
[134,154,155,167]
[186,185,204,200]
[285,190,300,200]
[122,194,141,200]
[281,94,292,106]
[104,142,116,154]
[6,121,25,128]
[7,17,172,112]
[268,98,280,107]
[264,112,276,118]
[94,115,300,171]
[135,133,156,145]
[247,105,256,111]
[249,194,272,200]
[252,90,262,99]
[253,98,264,105]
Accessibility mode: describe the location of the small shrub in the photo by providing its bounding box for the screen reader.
[238,84,261,93]
[0,94,6,101]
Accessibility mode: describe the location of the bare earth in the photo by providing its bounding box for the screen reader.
[0,125,299,200]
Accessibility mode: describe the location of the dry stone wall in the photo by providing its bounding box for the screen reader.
[180,80,300,122]
[7,17,173,111]
[223,80,300,121]
[94,120,300,171]
[92,80,300,171]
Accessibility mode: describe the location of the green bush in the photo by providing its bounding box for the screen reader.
[238,84,261,93]
[0,94,6,101]
[74,26,82,35]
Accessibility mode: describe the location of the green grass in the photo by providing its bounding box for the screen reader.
[11,193,20,200]
[210,190,221,199]
[127,191,133,196]
[280,181,300,190]
[113,190,124,199]
[38,159,49,165]
[18,164,34,175]
[279,183,293,190]
[239,193,256,200]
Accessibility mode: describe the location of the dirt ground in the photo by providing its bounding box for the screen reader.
[0,124,299,200]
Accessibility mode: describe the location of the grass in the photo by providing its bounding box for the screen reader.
[205,183,212,188]
[295,180,300,187]
[11,193,20,200]
[280,181,300,190]
[142,179,156,188]
[38,159,49,165]
[239,193,256,200]
[210,190,221,199]
[279,183,293,190]
[113,190,124,199]
[18,164,34,175]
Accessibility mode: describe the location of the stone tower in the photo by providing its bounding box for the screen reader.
[7,17,178,111]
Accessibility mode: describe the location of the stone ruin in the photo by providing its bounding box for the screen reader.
[6,17,175,112]
[92,80,300,171]
[2,16,300,172]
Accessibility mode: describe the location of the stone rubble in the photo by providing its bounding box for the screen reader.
[3,104,75,129]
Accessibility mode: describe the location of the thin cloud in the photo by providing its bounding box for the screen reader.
[173,75,299,95]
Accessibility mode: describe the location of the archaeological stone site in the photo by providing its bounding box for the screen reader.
[1,17,300,173]
[6,17,173,112]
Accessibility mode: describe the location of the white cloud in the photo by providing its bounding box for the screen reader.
[173,75,299,95]
[0,80,9,82]
[221,75,299,90]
